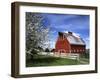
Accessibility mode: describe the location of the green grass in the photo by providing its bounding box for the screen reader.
[26,55,81,67]
[79,58,89,64]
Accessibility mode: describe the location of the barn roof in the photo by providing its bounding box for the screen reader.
[59,32,85,45]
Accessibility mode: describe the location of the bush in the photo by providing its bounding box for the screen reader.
[31,48,38,54]
[26,53,31,61]
[80,53,89,59]
[45,48,50,52]
[26,48,39,61]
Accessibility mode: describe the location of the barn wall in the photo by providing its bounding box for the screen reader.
[55,36,71,53]
[71,45,86,53]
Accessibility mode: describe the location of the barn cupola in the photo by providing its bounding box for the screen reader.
[68,31,72,35]
[58,32,65,39]
[58,32,63,37]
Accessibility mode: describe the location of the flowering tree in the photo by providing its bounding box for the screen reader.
[26,12,49,55]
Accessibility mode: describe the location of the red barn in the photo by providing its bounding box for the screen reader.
[55,32,86,54]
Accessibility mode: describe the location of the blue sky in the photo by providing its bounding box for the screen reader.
[37,13,90,49]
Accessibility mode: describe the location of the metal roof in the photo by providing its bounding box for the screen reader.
[62,32,85,45]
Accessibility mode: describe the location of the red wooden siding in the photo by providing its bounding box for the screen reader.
[70,45,86,53]
[55,36,71,53]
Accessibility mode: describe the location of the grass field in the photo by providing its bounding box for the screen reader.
[26,55,83,67]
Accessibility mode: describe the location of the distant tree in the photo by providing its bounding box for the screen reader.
[80,49,89,59]
[38,46,44,51]
[45,48,50,52]
[26,12,49,57]
[85,49,90,58]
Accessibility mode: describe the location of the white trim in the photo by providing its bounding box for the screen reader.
[19,5,96,75]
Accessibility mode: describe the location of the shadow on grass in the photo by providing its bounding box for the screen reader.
[26,55,80,67]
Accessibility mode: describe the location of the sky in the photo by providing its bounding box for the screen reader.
[37,13,90,49]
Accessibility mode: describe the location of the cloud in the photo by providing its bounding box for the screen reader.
[85,37,89,41]
[49,41,55,49]
[50,30,57,34]
[44,40,55,49]
[84,37,89,49]
[46,14,89,30]
[58,24,72,29]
